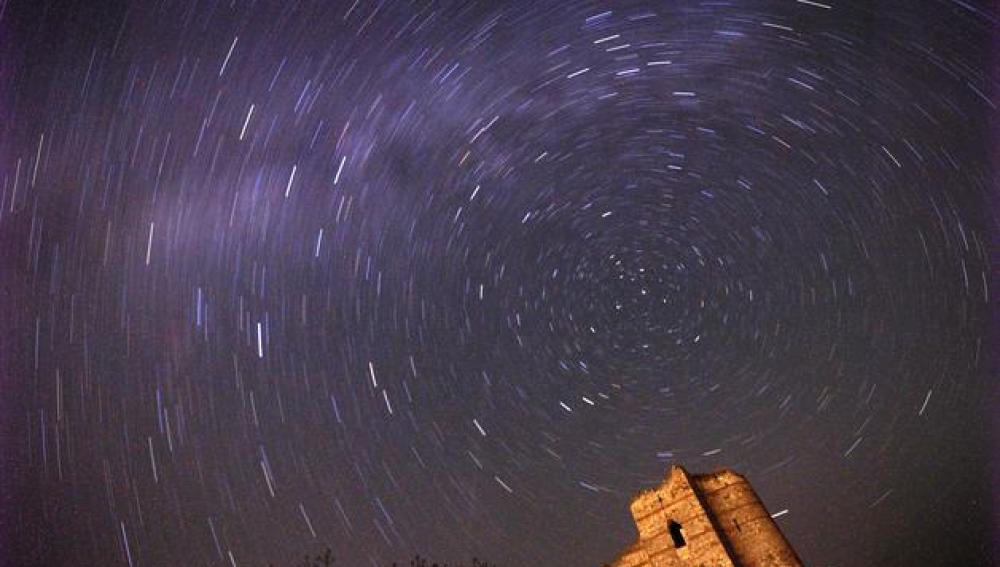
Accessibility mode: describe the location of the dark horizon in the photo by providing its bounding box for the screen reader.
[0,1,995,566]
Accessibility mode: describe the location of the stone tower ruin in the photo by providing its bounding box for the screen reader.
[608,465,802,567]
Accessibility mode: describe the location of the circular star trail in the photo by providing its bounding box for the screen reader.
[0,1,994,566]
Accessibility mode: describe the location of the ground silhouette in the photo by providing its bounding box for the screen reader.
[270,547,497,567]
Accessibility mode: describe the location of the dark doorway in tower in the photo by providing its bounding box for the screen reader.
[668,520,686,548]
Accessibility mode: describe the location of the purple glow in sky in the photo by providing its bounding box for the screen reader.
[0,1,995,566]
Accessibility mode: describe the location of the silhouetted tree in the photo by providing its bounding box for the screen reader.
[268,546,337,567]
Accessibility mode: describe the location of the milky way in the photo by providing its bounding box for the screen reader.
[0,1,995,566]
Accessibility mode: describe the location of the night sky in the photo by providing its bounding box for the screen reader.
[0,1,996,566]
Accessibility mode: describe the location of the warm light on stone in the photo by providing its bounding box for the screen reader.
[608,466,802,567]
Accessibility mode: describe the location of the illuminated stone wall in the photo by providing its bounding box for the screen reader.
[608,466,802,567]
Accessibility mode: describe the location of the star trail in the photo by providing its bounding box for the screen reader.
[0,1,995,566]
